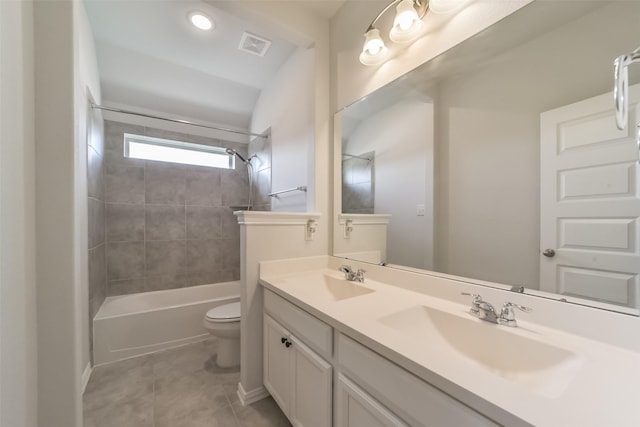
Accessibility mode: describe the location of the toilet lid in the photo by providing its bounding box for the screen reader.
[206,302,240,323]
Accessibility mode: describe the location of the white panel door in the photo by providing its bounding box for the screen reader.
[263,314,292,414]
[289,336,332,427]
[540,84,640,309]
[336,374,408,427]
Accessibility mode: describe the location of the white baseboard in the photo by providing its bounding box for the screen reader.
[237,382,270,406]
[81,362,92,394]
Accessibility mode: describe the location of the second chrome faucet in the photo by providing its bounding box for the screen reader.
[462,293,532,327]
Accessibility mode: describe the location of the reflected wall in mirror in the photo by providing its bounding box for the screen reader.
[333,0,640,314]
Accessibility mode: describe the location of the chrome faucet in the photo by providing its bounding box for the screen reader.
[339,265,365,282]
[498,302,532,327]
[462,293,498,323]
[462,293,531,327]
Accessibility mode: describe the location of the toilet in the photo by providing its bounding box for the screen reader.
[203,301,241,368]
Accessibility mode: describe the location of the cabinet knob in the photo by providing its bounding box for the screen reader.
[285,340,292,348]
[281,337,287,344]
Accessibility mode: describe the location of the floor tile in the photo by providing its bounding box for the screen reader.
[84,393,154,427]
[232,397,292,427]
[83,340,289,427]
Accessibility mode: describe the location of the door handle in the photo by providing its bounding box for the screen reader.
[542,248,556,258]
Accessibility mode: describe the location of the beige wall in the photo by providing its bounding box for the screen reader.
[0,0,37,425]
[330,0,532,112]
[251,47,315,212]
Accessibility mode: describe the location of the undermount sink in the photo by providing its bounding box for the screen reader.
[281,273,375,301]
[378,305,583,398]
[321,274,375,300]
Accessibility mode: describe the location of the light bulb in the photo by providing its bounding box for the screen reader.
[188,12,214,31]
[389,0,423,43]
[360,28,388,66]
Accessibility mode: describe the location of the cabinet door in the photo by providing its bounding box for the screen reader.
[290,336,333,427]
[264,314,291,414]
[337,374,408,427]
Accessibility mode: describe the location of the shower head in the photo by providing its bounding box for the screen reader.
[225,148,247,163]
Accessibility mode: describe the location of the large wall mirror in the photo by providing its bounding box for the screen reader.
[333,0,640,315]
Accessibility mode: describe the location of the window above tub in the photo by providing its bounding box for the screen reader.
[124,133,234,169]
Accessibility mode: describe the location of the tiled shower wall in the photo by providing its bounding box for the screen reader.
[88,110,106,360]
[103,120,247,296]
[342,151,375,214]
[248,136,272,211]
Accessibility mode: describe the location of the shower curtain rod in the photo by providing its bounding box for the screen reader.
[90,103,267,139]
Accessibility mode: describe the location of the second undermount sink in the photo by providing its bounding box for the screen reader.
[378,305,583,398]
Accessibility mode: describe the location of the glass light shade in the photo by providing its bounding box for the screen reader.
[359,28,388,66]
[189,12,214,31]
[389,0,422,43]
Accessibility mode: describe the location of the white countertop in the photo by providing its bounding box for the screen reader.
[259,260,640,427]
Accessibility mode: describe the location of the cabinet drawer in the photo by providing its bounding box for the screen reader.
[338,334,498,427]
[264,289,332,359]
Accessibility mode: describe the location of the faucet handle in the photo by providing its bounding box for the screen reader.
[499,301,532,327]
[461,292,483,314]
[355,268,366,282]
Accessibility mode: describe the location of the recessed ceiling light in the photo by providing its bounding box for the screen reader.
[188,11,214,31]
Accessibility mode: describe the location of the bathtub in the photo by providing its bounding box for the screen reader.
[93,281,240,366]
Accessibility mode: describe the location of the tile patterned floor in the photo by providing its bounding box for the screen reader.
[83,340,292,427]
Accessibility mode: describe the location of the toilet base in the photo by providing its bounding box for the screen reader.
[216,337,240,368]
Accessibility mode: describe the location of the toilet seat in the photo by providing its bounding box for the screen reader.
[206,302,240,323]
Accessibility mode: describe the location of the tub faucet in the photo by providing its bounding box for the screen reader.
[339,265,365,282]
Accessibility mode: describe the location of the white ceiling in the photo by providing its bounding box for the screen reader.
[84,0,345,130]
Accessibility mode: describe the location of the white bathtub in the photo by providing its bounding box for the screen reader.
[93,281,240,366]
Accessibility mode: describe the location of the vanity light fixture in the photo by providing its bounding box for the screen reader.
[188,11,214,31]
[359,0,428,66]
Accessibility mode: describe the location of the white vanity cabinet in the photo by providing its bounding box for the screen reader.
[263,290,333,427]
[337,373,409,427]
[337,334,499,427]
[263,288,498,427]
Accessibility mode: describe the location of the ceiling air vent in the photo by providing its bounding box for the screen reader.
[239,32,272,57]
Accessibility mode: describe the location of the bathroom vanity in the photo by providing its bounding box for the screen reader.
[259,255,640,427]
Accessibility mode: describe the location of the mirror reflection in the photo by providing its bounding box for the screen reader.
[334,0,640,314]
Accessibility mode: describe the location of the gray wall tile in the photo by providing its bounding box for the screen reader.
[107,241,145,281]
[89,244,106,319]
[254,169,272,208]
[218,239,240,271]
[146,274,186,292]
[219,208,239,239]
[105,164,145,204]
[146,205,185,241]
[108,278,147,296]
[186,206,221,240]
[104,121,145,167]
[220,170,249,207]
[88,147,104,200]
[88,197,105,249]
[146,240,186,277]
[146,166,185,205]
[186,239,220,277]
[106,203,145,242]
[186,169,221,206]
[143,128,216,147]
[101,120,248,296]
